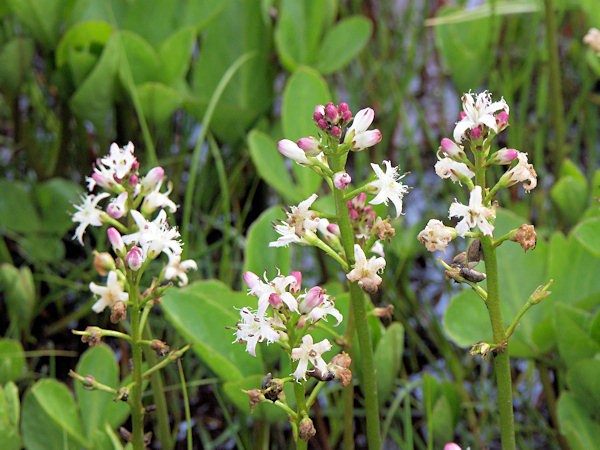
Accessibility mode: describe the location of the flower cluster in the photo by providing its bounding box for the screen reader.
[418,91,538,253]
[234,270,346,382]
[72,142,197,316]
[584,28,600,55]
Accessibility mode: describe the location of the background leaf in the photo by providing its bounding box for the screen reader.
[0,340,24,384]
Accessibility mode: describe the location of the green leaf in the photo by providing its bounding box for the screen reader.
[0,382,21,450]
[314,16,372,74]
[21,380,88,449]
[179,0,232,31]
[247,130,304,203]
[0,340,24,385]
[0,180,40,234]
[161,281,264,381]
[573,217,600,258]
[374,322,404,406]
[189,0,272,142]
[118,30,160,85]
[0,38,34,95]
[34,178,83,236]
[550,175,589,225]
[157,26,196,86]
[425,1,540,26]
[56,21,113,68]
[6,0,67,48]
[4,382,20,427]
[18,236,65,264]
[75,345,130,438]
[566,358,600,417]
[122,0,179,46]
[137,82,182,125]
[433,6,496,93]
[0,264,36,336]
[243,206,291,278]
[70,33,120,132]
[553,304,600,367]
[281,67,329,196]
[557,392,600,450]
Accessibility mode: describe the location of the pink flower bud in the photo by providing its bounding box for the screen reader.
[269,293,283,308]
[470,126,482,139]
[106,204,124,219]
[338,102,349,112]
[243,271,261,290]
[126,246,144,271]
[317,119,328,130]
[364,206,373,214]
[352,193,367,209]
[440,138,463,159]
[107,227,125,254]
[459,111,467,120]
[444,444,462,450]
[496,111,509,130]
[331,126,342,138]
[325,102,338,122]
[142,166,164,191]
[131,160,139,171]
[314,104,325,118]
[326,223,340,236]
[290,271,302,294]
[278,139,310,165]
[491,148,519,165]
[299,286,324,313]
[349,210,359,221]
[352,129,381,150]
[129,174,139,186]
[296,137,320,156]
[342,110,353,123]
[92,172,114,190]
[334,172,352,190]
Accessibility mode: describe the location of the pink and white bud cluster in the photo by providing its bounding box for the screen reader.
[333,172,352,190]
[347,193,377,238]
[313,102,353,137]
[344,107,382,151]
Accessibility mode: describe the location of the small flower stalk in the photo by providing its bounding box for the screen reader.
[237,102,408,448]
[70,142,195,449]
[418,92,551,450]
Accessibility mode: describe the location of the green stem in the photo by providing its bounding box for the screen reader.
[306,381,326,409]
[142,324,173,450]
[343,294,356,450]
[543,0,566,175]
[177,360,193,450]
[127,273,145,450]
[331,153,381,449]
[480,237,516,449]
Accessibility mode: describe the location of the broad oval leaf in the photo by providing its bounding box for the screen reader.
[0,38,34,95]
[374,322,404,406]
[137,82,182,125]
[56,21,113,68]
[0,180,40,233]
[0,339,24,385]
[557,392,600,450]
[573,217,600,258]
[243,206,291,278]
[161,281,264,382]
[21,379,87,449]
[247,130,303,203]
[315,16,372,75]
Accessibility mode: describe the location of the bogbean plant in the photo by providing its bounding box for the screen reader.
[233,103,407,448]
[70,143,196,448]
[417,92,552,449]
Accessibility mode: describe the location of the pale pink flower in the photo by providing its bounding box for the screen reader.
[291,335,332,381]
[453,92,509,142]
[90,270,129,313]
[417,219,455,252]
[449,186,495,237]
[347,244,386,294]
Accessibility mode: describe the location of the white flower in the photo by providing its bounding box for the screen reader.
[346,244,386,294]
[308,297,343,326]
[244,271,299,316]
[270,194,320,247]
[291,335,332,381]
[164,254,198,286]
[453,91,509,142]
[100,142,137,180]
[417,219,455,252]
[434,158,475,184]
[72,193,110,245]
[504,152,537,192]
[584,28,600,54]
[370,240,385,257]
[141,180,178,215]
[122,210,182,258]
[449,186,495,237]
[368,161,409,218]
[345,108,382,151]
[89,270,129,313]
[234,308,280,357]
